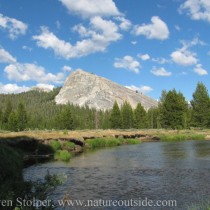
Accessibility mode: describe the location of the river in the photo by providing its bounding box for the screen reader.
[24,140,210,210]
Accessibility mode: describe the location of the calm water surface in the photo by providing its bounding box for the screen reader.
[24,140,210,210]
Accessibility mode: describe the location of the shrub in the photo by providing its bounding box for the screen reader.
[62,141,75,151]
[50,140,61,152]
[55,150,72,162]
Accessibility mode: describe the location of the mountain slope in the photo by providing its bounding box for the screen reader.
[55,69,158,110]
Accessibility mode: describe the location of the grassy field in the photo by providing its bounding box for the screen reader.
[0,129,210,141]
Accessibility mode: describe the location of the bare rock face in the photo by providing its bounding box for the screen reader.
[55,69,158,110]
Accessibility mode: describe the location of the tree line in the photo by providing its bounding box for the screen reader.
[0,82,210,131]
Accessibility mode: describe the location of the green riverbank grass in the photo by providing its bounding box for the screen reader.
[158,134,206,142]
[86,137,141,149]
[55,150,72,162]
[49,140,62,151]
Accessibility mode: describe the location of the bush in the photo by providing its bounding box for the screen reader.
[62,141,75,151]
[50,140,61,152]
[55,150,72,162]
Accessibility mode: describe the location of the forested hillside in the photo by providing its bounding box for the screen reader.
[0,82,209,131]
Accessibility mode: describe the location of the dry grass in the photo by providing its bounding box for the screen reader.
[0,129,210,141]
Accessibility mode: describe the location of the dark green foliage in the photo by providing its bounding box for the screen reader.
[50,140,62,152]
[147,107,161,129]
[55,105,74,130]
[160,89,188,129]
[7,111,18,131]
[191,82,210,128]
[134,103,147,128]
[2,100,12,125]
[121,101,134,129]
[110,101,122,129]
[16,102,28,131]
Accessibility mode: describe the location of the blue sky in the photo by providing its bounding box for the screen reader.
[0,0,209,100]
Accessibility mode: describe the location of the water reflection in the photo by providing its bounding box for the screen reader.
[24,140,210,210]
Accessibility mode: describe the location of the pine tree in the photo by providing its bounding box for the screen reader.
[191,82,210,128]
[16,102,28,131]
[0,109,2,129]
[3,100,12,125]
[110,101,122,129]
[56,105,74,130]
[134,103,147,129]
[7,111,18,131]
[160,89,188,129]
[121,101,134,129]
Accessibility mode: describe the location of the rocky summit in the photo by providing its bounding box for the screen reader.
[55,69,158,110]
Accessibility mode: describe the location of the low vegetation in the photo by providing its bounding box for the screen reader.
[158,134,206,142]
[85,137,141,149]
[55,150,72,162]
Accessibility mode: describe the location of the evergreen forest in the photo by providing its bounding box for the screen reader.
[0,82,210,131]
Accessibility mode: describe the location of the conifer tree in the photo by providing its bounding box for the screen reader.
[121,101,134,129]
[16,102,28,131]
[3,100,12,125]
[134,103,147,129]
[7,111,18,131]
[110,101,121,129]
[191,82,210,128]
[160,89,188,129]
[56,105,74,130]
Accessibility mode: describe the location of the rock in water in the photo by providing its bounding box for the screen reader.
[55,69,158,110]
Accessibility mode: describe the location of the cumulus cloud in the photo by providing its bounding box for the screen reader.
[0,13,28,39]
[151,67,172,76]
[62,65,72,72]
[170,38,203,66]
[138,54,150,61]
[33,17,121,59]
[114,55,140,73]
[4,63,65,84]
[115,16,132,31]
[133,16,169,40]
[179,0,210,23]
[193,64,208,75]
[0,47,16,63]
[59,0,120,18]
[126,85,153,94]
[0,83,30,94]
[34,83,55,91]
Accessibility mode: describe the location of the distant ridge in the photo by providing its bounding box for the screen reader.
[55,69,158,110]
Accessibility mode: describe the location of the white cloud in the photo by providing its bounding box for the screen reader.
[56,20,61,29]
[170,38,203,66]
[59,0,120,18]
[0,47,16,63]
[133,16,169,40]
[114,55,140,73]
[179,0,210,23]
[152,57,170,64]
[33,17,121,59]
[171,49,197,66]
[34,83,55,92]
[0,13,27,39]
[138,54,150,61]
[4,63,65,84]
[131,41,137,45]
[126,85,153,94]
[22,45,32,52]
[62,65,72,72]
[193,64,208,75]
[175,25,181,31]
[151,67,172,76]
[115,16,132,31]
[0,83,30,94]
